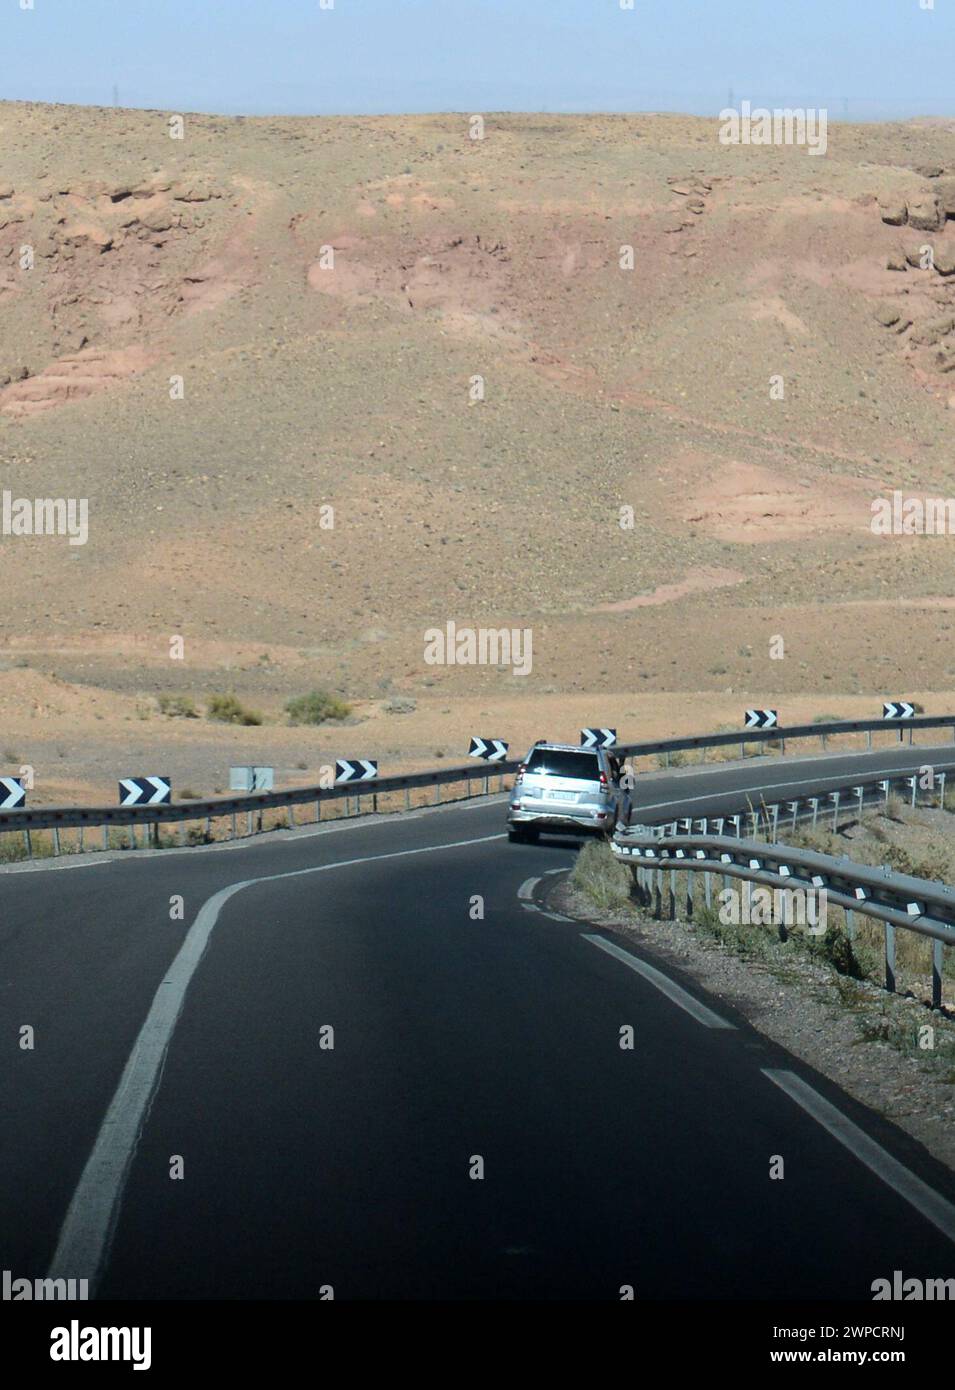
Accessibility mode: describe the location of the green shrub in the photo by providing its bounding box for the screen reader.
[809,924,864,978]
[207,693,263,726]
[158,694,198,718]
[655,749,686,768]
[570,840,633,911]
[284,690,352,725]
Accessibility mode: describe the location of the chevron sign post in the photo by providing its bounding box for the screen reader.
[883,702,915,719]
[744,709,777,729]
[581,728,616,749]
[119,776,171,806]
[335,759,378,784]
[468,737,508,762]
[0,776,25,810]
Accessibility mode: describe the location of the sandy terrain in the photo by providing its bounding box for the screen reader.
[2,104,955,801]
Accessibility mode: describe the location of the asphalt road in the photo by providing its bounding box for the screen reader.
[3,747,955,1300]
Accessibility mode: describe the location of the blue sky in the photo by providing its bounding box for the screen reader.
[2,0,953,120]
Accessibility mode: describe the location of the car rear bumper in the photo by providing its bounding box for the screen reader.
[507,808,612,832]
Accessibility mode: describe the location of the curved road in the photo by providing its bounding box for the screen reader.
[3,746,955,1300]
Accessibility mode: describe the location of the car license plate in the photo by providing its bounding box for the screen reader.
[546,789,574,801]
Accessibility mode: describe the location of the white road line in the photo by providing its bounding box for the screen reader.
[636,761,955,815]
[763,1069,955,1245]
[517,876,541,901]
[47,831,506,1293]
[582,933,735,1030]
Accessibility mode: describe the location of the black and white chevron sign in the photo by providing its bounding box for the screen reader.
[119,776,171,806]
[0,776,25,810]
[744,709,777,729]
[883,701,915,719]
[468,737,508,762]
[581,728,617,749]
[335,759,378,784]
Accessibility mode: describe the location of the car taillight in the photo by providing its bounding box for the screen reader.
[598,771,608,787]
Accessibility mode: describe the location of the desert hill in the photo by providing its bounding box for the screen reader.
[1,103,955,801]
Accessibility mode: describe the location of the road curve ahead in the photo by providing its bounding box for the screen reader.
[3,759,955,1301]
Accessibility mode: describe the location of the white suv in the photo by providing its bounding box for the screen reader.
[507,741,630,843]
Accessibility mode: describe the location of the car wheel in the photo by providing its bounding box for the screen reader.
[524,827,540,842]
[508,827,526,843]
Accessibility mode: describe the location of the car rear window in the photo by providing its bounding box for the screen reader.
[524,749,600,780]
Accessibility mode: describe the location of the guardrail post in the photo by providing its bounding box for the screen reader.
[667,870,676,919]
[231,812,237,839]
[939,772,946,810]
[78,826,84,854]
[830,791,840,832]
[844,909,854,940]
[205,815,212,841]
[810,797,819,830]
[932,940,944,1010]
[434,783,441,805]
[128,824,136,851]
[884,922,896,994]
[247,810,253,836]
[654,869,663,918]
[102,825,109,851]
[316,799,321,823]
[908,776,917,809]
[52,827,60,857]
[404,786,411,811]
[771,805,779,842]
[732,814,742,837]
[24,829,31,859]
[788,801,798,835]
[856,786,864,823]
[685,872,693,918]
[739,741,745,759]
[866,730,872,751]
[704,871,712,910]
[288,802,296,828]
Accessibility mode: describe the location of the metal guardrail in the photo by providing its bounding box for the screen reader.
[612,819,955,1006]
[0,763,517,856]
[635,765,952,833]
[3,713,955,853]
[615,713,955,763]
